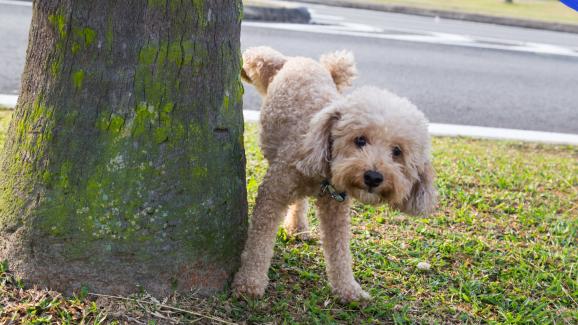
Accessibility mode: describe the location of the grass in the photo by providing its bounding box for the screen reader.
[366,0,578,25]
[0,261,108,324]
[1,110,577,323]
[0,109,10,146]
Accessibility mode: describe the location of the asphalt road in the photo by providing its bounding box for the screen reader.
[1,1,577,133]
[241,24,578,134]
[299,1,578,48]
[0,1,29,96]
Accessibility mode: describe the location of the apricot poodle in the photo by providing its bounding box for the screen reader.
[233,46,437,302]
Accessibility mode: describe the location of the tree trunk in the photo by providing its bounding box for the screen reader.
[0,0,247,297]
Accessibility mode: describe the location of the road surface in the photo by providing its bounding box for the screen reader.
[1,0,577,133]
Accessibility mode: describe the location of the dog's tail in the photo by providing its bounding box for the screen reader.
[241,46,287,96]
[320,50,357,92]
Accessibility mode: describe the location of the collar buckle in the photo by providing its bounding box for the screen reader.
[321,180,347,202]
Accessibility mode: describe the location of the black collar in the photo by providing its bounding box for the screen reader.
[320,135,346,202]
[321,180,347,202]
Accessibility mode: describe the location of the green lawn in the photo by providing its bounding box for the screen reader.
[0,110,11,147]
[1,111,577,323]
[370,0,578,25]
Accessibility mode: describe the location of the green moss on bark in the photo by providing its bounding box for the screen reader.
[72,70,85,90]
[48,13,66,39]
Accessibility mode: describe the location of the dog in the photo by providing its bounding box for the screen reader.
[233,46,437,302]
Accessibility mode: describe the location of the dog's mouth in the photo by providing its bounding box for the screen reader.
[379,188,393,199]
[334,183,402,207]
[336,178,394,205]
[356,184,396,205]
[356,190,382,205]
[343,186,382,205]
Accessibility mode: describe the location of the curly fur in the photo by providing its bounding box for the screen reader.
[234,46,437,302]
[320,50,357,92]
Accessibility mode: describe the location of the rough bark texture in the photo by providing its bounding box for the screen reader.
[0,0,247,297]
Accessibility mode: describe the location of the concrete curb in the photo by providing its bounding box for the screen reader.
[244,3,311,23]
[290,0,578,34]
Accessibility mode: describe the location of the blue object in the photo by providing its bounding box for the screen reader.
[561,0,578,12]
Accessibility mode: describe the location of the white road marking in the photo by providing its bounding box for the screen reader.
[243,110,261,122]
[0,94,17,107]
[0,94,575,144]
[242,110,578,145]
[0,0,32,6]
[428,123,578,145]
[243,21,578,58]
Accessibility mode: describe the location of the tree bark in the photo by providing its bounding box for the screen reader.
[0,0,247,297]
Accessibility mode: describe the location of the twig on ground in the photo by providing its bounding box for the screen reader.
[125,316,146,325]
[88,292,237,325]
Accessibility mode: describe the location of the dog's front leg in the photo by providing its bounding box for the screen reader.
[233,165,298,298]
[317,196,370,302]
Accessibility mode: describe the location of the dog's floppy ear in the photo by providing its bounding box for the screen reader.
[296,104,341,178]
[241,46,287,96]
[398,161,437,217]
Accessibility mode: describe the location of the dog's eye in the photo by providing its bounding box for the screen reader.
[392,146,402,157]
[354,136,367,148]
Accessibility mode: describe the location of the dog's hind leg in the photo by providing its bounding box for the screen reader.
[233,164,299,298]
[316,196,370,303]
[283,199,310,240]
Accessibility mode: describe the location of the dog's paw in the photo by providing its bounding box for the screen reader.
[232,273,267,299]
[332,282,371,303]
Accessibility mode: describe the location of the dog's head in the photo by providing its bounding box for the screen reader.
[297,87,437,216]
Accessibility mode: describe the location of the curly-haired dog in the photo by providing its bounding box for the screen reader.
[233,47,437,302]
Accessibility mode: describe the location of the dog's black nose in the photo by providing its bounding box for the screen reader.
[364,171,383,188]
